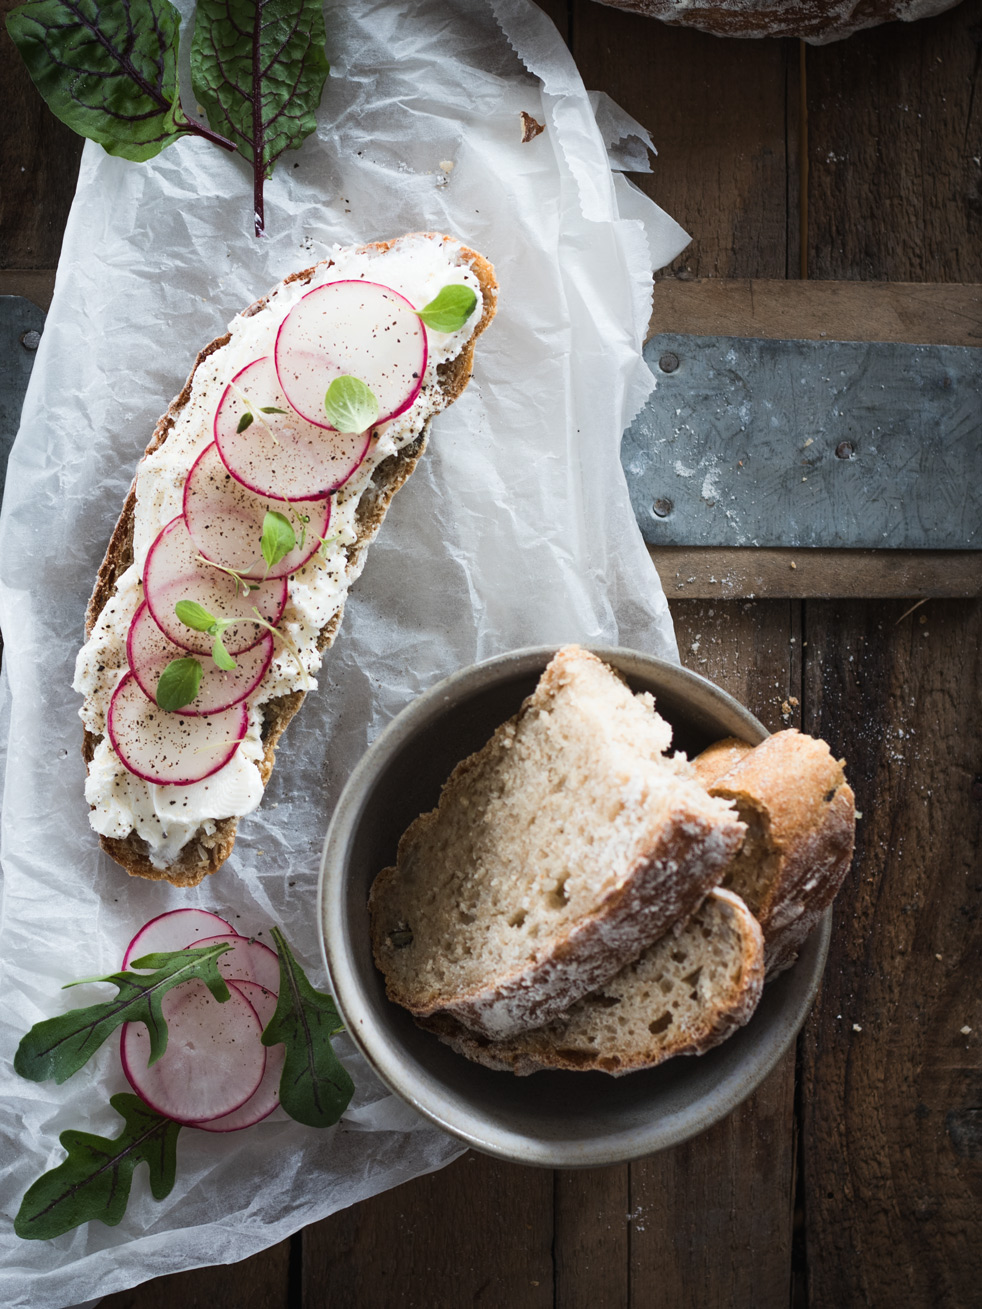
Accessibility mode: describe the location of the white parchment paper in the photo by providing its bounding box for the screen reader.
[0,1,688,1303]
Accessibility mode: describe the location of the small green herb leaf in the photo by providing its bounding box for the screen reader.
[14,945,232,1085]
[261,510,296,572]
[416,285,478,334]
[263,927,353,1128]
[260,406,287,414]
[14,1093,181,1240]
[155,656,203,711]
[236,410,254,433]
[211,636,237,672]
[175,599,217,633]
[323,376,379,434]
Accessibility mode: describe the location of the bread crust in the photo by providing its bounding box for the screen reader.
[81,236,497,887]
[704,730,856,976]
[425,888,765,1076]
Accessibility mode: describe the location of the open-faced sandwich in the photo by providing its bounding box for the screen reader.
[74,234,497,887]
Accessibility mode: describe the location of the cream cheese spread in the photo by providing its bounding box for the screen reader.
[74,235,485,867]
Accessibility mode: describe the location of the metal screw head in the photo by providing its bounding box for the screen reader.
[652,498,673,519]
[658,352,680,374]
[835,441,856,460]
[20,329,41,352]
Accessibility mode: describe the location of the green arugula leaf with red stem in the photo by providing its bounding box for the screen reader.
[14,1094,181,1240]
[5,0,236,162]
[190,0,331,236]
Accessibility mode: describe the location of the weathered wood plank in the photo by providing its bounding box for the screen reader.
[570,1,797,278]
[0,0,83,270]
[799,597,982,1307]
[97,1239,293,1309]
[554,1167,630,1308]
[805,0,982,283]
[301,1152,554,1308]
[650,548,982,601]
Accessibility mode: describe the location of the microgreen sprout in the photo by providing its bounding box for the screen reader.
[155,657,204,712]
[323,376,379,434]
[228,382,288,445]
[174,600,310,690]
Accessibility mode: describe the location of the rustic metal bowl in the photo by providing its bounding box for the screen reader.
[318,646,830,1168]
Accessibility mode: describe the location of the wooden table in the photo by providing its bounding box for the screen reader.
[3,1,980,1304]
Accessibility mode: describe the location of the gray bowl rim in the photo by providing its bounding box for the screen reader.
[319,644,830,1168]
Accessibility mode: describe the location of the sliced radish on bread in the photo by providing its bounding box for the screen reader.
[122,908,238,968]
[214,356,371,500]
[120,979,266,1123]
[127,601,273,716]
[183,442,330,580]
[193,981,284,1132]
[108,672,248,785]
[274,280,426,427]
[143,515,287,656]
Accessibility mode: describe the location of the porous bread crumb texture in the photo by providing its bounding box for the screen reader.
[426,888,764,1076]
[81,235,497,887]
[705,729,856,976]
[369,646,746,1039]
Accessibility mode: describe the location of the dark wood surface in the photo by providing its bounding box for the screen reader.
[2,0,980,1305]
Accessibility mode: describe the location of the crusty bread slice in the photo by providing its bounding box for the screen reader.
[698,729,856,975]
[692,736,754,788]
[82,235,497,887]
[423,888,764,1075]
[369,646,746,1040]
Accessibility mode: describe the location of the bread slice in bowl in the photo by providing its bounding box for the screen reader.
[369,646,746,1040]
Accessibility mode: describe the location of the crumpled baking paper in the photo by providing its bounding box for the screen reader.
[0,1,688,1303]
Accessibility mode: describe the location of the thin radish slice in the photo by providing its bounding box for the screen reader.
[127,601,273,716]
[193,981,284,1132]
[274,280,427,427]
[143,516,286,656]
[108,672,247,786]
[183,442,330,580]
[214,356,371,501]
[120,979,265,1124]
[195,933,281,994]
[122,908,238,969]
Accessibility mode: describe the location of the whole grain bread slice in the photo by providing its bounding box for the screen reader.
[369,646,746,1040]
[423,888,764,1075]
[696,729,856,975]
[82,235,497,887]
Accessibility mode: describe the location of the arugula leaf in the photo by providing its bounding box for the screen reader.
[323,376,379,434]
[190,0,331,236]
[14,945,232,1084]
[417,285,478,334]
[261,510,296,572]
[264,927,353,1128]
[5,0,235,162]
[15,1093,181,1240]
[156,656,203,711]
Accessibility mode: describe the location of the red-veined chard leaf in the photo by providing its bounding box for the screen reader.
[4,0,235,162]
[190,0,330,236]
[263,926,353,1127]
[13,944,233,1085]
[14,1093,181,1239]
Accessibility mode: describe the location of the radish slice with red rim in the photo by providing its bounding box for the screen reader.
[127,601,273,716]
[143,516,286,656]
[214,356,371,501]
[122,908,238,969]
[274,280,427,428]
[193,981,284,1132]
[183,442,330,580]
[195,933,281,993]
[120,979,265,1124]
[108,672,248,785]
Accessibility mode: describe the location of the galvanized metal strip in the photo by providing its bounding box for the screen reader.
[622,334,982,549]
[0,296,46,511]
